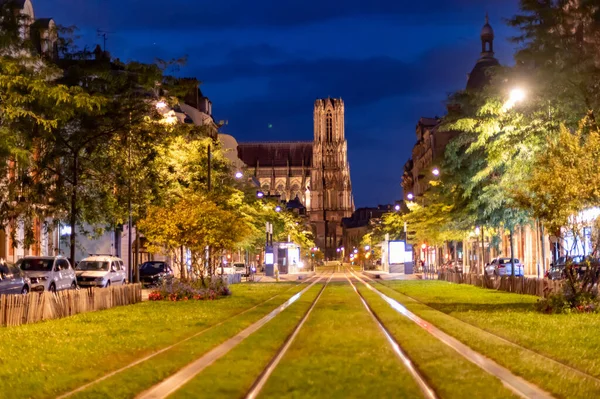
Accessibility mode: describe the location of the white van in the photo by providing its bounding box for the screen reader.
[75,255,127,288]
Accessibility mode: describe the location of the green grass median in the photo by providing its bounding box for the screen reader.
[0,283,299,399]
[257,282,424,399]
[374,280,600,398]
[169,284,325,398]
[354,282,517,399]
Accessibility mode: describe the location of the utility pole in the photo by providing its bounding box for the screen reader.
[321,141,327,260]
[207,143,212,275]
[127,113,133,284]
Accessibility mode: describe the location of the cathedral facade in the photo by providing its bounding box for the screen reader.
[237,98,354,259]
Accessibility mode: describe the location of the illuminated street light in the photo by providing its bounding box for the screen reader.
[421,243,427,249]
[353,248,358,254]
[275,205,281,212]
[432,168,440,177]
[509,88,526,103]
[394,204,401,211]
[475,226,481,236]
[407,193,414,200]
[257,191,264,198]
[235,171,243,179]
[365,245,370,251]
[502,87,526,111]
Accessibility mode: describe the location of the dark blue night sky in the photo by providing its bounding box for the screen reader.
[35,0,520,207]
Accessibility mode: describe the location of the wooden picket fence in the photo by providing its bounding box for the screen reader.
[0,284,142,327]
[438,272,563,298]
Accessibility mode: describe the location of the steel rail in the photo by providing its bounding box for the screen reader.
[244,272,334,399]
[361,273,600,387]
[348,270,554,399]
[136,274,329,399]
[344,270,438,399]
[57,273,320,399]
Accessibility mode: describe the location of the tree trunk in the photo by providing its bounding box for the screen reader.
[180,246,185,280]
[481,226,485,273]
[134,231,139,282]
[510,228,515,277]
[540,223,547,275]
[69,153,78,266]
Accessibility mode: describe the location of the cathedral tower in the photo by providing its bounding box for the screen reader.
[310,98,354,260]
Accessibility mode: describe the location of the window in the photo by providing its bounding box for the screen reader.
[76,261,109,271]
[326,112,333,142]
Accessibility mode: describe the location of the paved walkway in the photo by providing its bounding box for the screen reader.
[254,272,315,283]
[363,270,420,280]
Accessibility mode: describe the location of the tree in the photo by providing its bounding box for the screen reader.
[138,193,250,281]
[0,5,102,252]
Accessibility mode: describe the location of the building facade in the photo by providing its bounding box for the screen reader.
[400,15,554,275]
[238,98,354,259]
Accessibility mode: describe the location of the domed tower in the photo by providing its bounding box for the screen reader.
[466,14,500,91]
[311,98,354,260]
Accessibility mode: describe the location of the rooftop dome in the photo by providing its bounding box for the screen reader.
[481,13,494,40]
[466,14,499,91]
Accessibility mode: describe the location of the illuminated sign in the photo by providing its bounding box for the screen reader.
[265,253,274,265]
[388,241,405,264]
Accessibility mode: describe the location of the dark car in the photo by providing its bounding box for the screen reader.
[139,261,173,287]
[0,262,30,295]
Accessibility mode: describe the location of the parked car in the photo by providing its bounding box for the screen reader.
[547,256,570,280]
[217,264,235,275]
[139,261,173,287]
[442,260,463,273]
[485,257,524,277]
[0,262,30,295]
[233,262,247,276]
[19,256,77,292]
[75,255,127,288]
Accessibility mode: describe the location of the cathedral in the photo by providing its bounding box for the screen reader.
[237,98,355,259]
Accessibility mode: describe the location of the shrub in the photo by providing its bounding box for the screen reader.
[148,278,231,302]
[536,291,600,314]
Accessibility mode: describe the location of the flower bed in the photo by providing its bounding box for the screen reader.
[148,278,231,301]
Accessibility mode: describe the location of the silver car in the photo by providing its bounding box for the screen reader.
[0,262,31,295]
[75,255,127,288]
[19,256,77,293]
[485,257,525,277]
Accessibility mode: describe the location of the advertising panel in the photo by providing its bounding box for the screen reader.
[388,241,406,265]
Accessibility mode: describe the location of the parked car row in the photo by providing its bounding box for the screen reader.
[1,255,176,295]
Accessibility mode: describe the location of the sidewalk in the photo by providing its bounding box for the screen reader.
[254,272,316,283]
[362,270,420,281]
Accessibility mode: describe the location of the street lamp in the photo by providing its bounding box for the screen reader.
[275,205,281,212]
[407,193,414,200]
[394,204,401,211]
[235,171,243,179]
[503,87,526,111]
[365,245,370,251]
[475,226,481,236]
[257,191,264,198]
[432,168,440,177]
[509,88,525,103]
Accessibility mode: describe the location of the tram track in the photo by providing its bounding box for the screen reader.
[344,270,438,399]
[58,273,321,399]
[362,274,600,387]
[347,269,554,399]
[136,272,332,399]
[244,272,334,399]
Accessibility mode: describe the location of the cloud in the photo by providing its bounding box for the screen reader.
[42,0,514,31]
